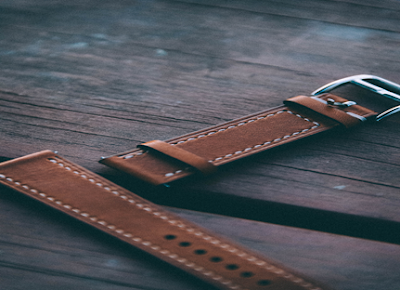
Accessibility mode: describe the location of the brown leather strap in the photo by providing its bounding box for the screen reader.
[0,150,330,290]
[100,94,376,185]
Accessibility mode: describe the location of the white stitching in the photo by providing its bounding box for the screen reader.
[0,170,245,288]
[122,110,319,167]
[0,161,322,290]
[164,110,320,177]
[169,110,309,147]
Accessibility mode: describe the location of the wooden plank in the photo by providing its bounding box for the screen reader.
[179,0,400,32]
[0,1,400,289]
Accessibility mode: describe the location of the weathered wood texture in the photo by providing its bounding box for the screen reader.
[1,0,400,289]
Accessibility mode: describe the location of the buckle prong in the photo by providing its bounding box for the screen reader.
[312,74,400,121]
[326,98,356,108]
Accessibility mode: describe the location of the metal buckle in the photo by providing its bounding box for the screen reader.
[311,74,400,121]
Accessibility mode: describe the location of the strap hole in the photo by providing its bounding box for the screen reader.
[257,280,272,286]
[194,249,207,255]
[179,241,191,247]
[241,271,254,278]
[164,235,177,240]
[226,264,239,270]
[210,256,223,263]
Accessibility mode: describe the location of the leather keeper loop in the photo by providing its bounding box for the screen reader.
[284,94,362,128]
[138,140,216,175]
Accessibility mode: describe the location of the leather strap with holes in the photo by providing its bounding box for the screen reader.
[100,93,377,185]
[0,150,330,290]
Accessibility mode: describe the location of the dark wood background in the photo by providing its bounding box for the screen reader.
[1,1,400,289]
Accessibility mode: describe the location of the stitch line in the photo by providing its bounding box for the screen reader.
[0,171,243,290]
[164,111,320,178]
[121,110,320,181]
[121,110,313,160]
[210,120,320,164]
[0,166,322,290]
[170,110,316,146]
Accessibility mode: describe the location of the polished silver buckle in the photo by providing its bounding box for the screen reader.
[311,74,400,121]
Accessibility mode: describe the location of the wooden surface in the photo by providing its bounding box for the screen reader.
[1,1,400,289]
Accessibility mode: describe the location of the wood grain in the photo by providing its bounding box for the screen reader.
[1,0,400,289]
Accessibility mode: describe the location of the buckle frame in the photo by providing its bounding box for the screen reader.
[311,74,400,121]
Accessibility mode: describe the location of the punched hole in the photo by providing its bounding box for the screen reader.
[257,280,272,286]
[225,264,239,270]
[210,256,223,263]
[179,241,191,247]
[164,234,177,240]
[241,271,254,278]
[194,249,207,255]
